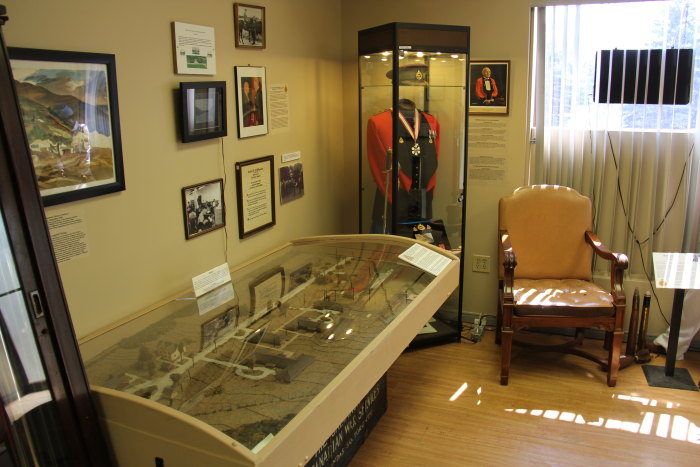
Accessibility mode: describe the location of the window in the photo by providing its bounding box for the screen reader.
[538,0,699,131]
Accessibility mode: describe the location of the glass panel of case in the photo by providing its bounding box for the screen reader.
[359,23,469,344]
[81,237,450,452]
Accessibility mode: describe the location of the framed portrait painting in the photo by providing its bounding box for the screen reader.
[182,179,225,240]
[234,66,268,138]
[469,60,510,116]
[234,3,266,49]
[9,47,125,206]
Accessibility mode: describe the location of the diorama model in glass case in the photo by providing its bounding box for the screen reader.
[358,22,470,345]
[80,235,459,466]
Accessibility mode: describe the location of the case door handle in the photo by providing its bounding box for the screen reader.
[29,290,44,319]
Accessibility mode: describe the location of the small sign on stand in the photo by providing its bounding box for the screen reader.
[643,253,700,391]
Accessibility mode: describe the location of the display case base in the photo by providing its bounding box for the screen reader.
[409,316,459,348]
[307,374,387,467]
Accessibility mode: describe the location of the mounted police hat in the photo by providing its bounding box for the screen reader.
[386,64,429,85]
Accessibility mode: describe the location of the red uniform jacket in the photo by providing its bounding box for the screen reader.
[475,77,498,100]
[366,109,440,203]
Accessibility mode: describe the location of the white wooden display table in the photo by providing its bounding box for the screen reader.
[80,235,459,466]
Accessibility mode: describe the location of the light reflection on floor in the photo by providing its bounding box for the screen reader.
[447,380,699,444]
[504,393,699,444]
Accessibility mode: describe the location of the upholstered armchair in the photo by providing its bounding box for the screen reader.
[497,185,628,387]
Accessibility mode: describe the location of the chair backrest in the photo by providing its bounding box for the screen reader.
[499,185,593,280]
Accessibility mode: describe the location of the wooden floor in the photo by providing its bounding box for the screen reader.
[349,331,700,466]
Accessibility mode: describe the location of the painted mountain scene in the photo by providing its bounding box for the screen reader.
[12,62,117,195]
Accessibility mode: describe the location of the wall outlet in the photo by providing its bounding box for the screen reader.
[472,254,490,273]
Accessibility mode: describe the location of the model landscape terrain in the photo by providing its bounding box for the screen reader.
[84,243,433,451]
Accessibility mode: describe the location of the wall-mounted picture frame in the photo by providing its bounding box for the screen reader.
[235,155,275,238]
[180,81,227,143]
[234,3,266,49]
[172,22,217,75]
[469,60,510,116]
[9,47,125,206]
[279,162,304,204]
[234,66,268,138]
[182,178,225,240]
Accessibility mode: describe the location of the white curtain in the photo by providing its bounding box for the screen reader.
[529,0,700,279]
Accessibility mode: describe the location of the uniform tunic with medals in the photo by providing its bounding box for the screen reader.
[366,105,440,231]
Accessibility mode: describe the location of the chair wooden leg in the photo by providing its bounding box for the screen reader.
[500,328,513,385]
[603,331,612,351]
[606,330,623,387]
[495,303,503,345]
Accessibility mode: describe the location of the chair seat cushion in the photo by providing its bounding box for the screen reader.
[513,279,614,316]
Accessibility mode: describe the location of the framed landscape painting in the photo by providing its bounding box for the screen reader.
[9,47,125,206]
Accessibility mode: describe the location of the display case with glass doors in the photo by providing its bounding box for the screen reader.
[358,22,470,345]
[79,234,459,467]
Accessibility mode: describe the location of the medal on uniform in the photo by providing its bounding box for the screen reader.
[399,137,404,144]
[398,109,421,156]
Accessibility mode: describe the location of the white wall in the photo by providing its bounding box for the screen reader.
[3,0,345,338]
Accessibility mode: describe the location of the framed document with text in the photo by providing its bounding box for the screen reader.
[235,155,275,238]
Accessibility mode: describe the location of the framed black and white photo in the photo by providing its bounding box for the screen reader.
[469,60,510,115]
[180,81,227,143]
[182,179,225,240]
[9,47,125,206]
[279,162,304,204]
[234,3,266,49]
[235,155,275,238]
[234,66,268,138]
[201,306,237,350]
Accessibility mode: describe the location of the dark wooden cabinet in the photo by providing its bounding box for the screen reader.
[0,5,110,465]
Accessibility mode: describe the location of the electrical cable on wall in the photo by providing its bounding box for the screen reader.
[221,137,229,261]
[605,132,695,327]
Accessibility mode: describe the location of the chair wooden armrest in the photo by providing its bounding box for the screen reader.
[499,229,516,297]
[585,231,628,302]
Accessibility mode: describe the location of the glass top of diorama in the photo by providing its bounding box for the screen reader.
[81,237,444,451]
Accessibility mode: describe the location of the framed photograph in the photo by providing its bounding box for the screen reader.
[279,162,304,204]
[180,81,227,143]
[182,179,225,240]
[235,155,275,238]
[249,267,285,314]
[289,263,312,292]
[469,60,510,115]
[234,66,268,138]
[172,22,217,75]
[9,47,125,206]
[201,306,238,350]
[234,3,266,49]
